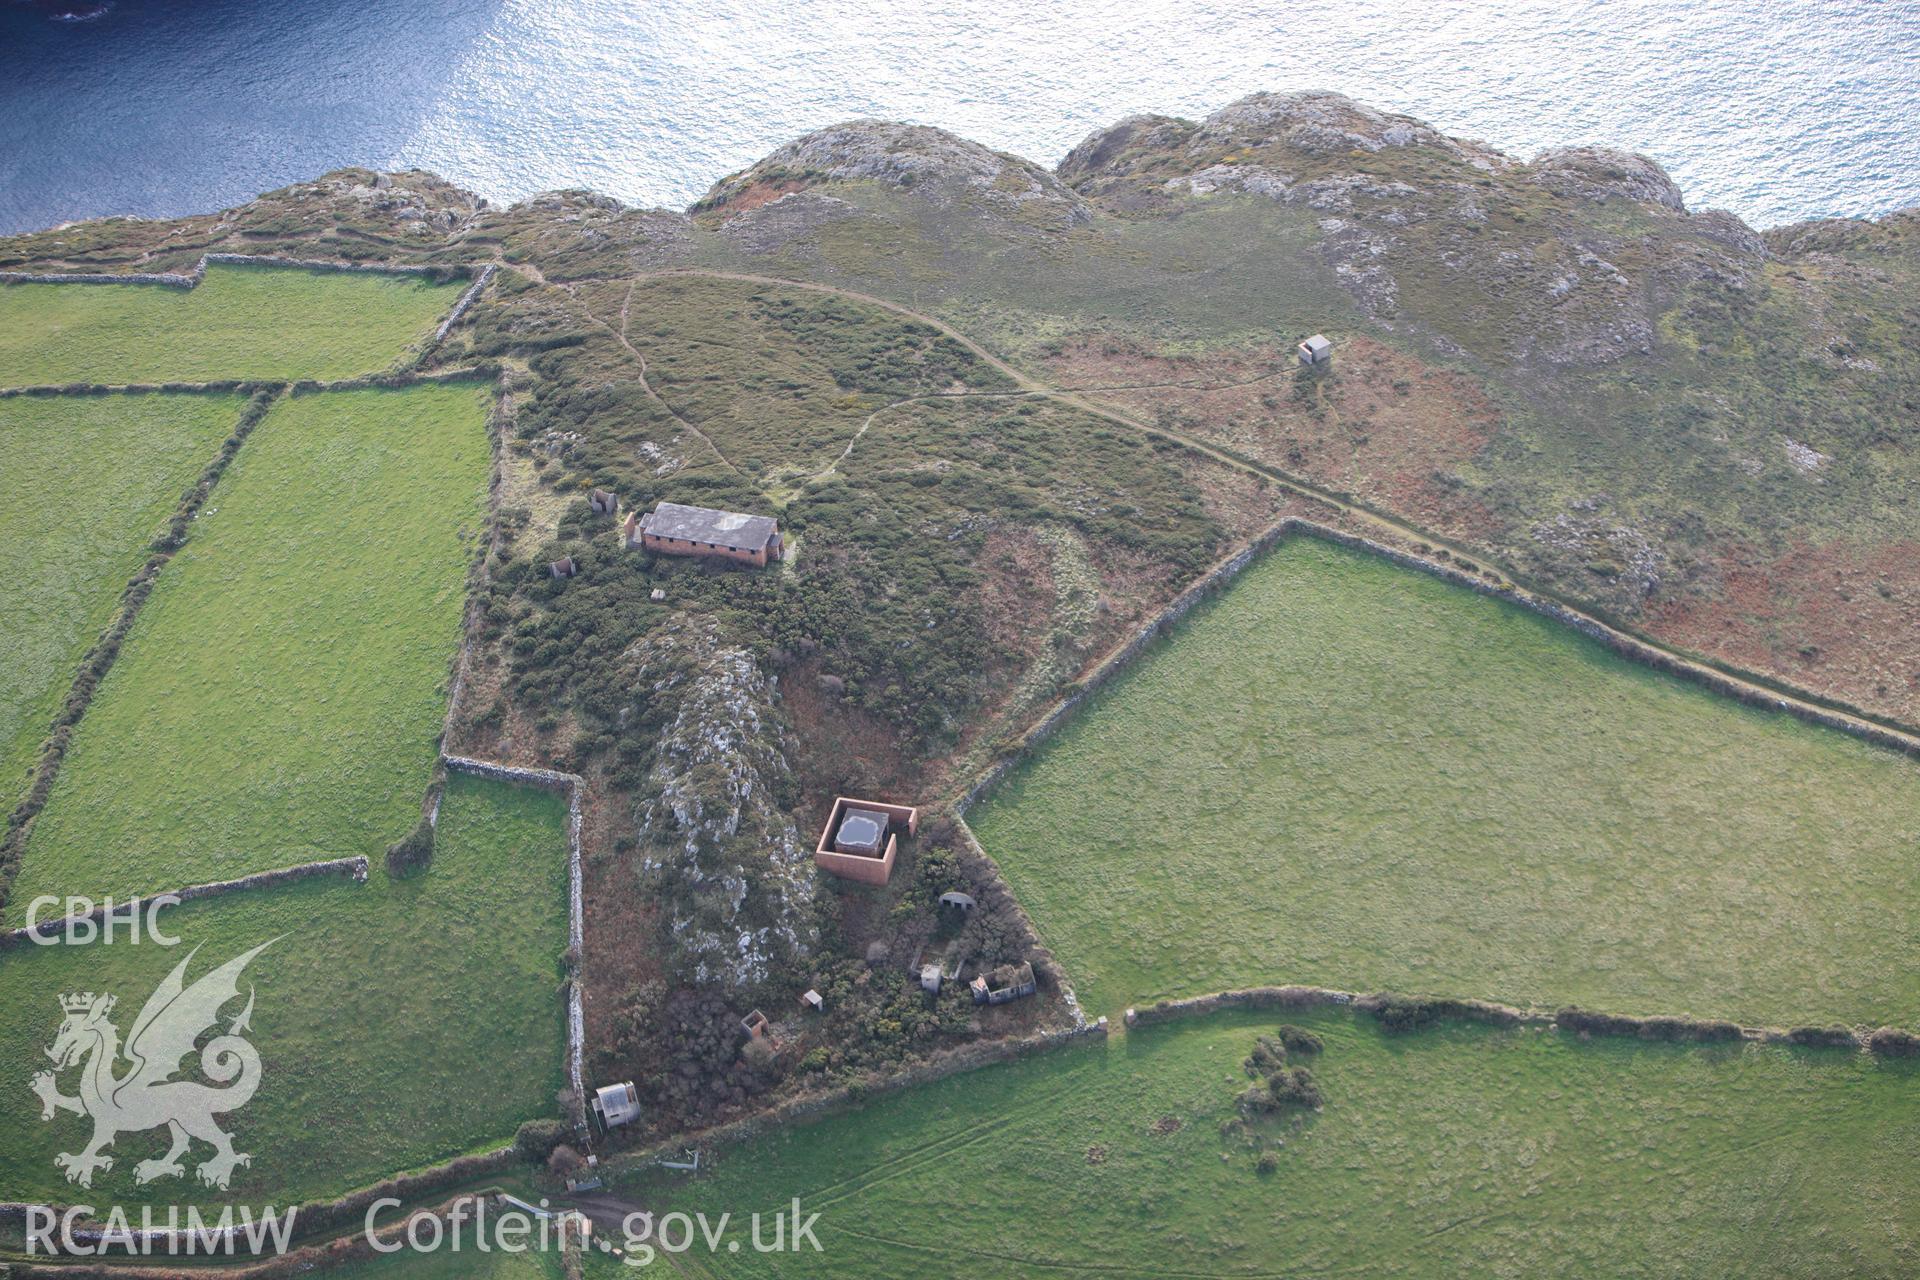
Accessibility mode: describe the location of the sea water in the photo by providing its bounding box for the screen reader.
[2,0,1916,235]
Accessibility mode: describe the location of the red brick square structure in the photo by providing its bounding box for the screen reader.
[626,501,783,567]
[813,797,919,886]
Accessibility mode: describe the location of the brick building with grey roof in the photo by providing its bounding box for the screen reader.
[625,501,784,567]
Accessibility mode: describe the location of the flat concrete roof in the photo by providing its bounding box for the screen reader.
[836,808,889,855]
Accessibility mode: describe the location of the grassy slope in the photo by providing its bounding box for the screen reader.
[327,1247,564,1278]
[8,384,489,913]
[970,537,1920,1026]
[0,264,462,385]
[0,772,568,1209]
[495,275,1222,763]
[614,275,1017,491]
[662,173,1920,726]
[617,1008,1920,1278]
[0,393,240,808]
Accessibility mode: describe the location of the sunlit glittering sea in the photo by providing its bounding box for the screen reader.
[2,0,1916,235]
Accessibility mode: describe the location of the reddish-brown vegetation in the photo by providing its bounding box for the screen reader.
[1043,333,1503,543]
[1649,538,1920,724]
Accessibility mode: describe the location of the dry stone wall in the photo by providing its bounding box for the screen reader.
[0,252,475,289]
[429,263,496,348]
[1,856,367,949]
[954,516,1920,1047]
[597,1016,1108,1183]
[960,516,1919,829]
[0,388,280,915]
[1123,984,1920,1054]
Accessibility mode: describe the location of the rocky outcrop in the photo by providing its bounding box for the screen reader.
[1762,209,1920,259]
[1059,90,1507,199]
[1687,207,1769,258]
[1526,146,1686,213]
[244,167,487,237]
[1060,91,1777,369]
[699,120,1091,226]
[1191,90,1507,167]
[626,617,816,990]
[1056,113,1193,186]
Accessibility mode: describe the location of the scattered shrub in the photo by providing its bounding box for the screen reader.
[1267,1066,1322,1108]
[384,815,436,877]
[1238,1030,1322,1113]
[1239,1066,1321,1114]
[1555,1006,1639,1037]
[1368,993,1443,1034]
[1245,1034,1289,1077]
[1555,1006,1743,1043]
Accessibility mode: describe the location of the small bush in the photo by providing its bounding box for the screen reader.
[1255,1150,1280,1175]
[514,1117,568,1164]
[1276,1024,1323,1056]
[1785,1025,1858,1049]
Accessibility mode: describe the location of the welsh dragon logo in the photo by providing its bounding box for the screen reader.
[30,941,273,1190]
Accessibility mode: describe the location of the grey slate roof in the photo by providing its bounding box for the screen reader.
[641,501,778,551]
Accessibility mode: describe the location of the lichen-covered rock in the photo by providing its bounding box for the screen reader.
[1527,500,1667,610]
[626,616,816,990]
[1758,214,1881,257]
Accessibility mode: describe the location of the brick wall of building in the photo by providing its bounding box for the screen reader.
[640,532,771,567]
[814,834,898,886]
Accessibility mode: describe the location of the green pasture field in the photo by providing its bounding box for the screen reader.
[968,536,1920,1026]
[0,264,464,386]
[615,1007,1920,1278]
[0,393,241,809]
[0,772,569,1210]
[7,383,489,914]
